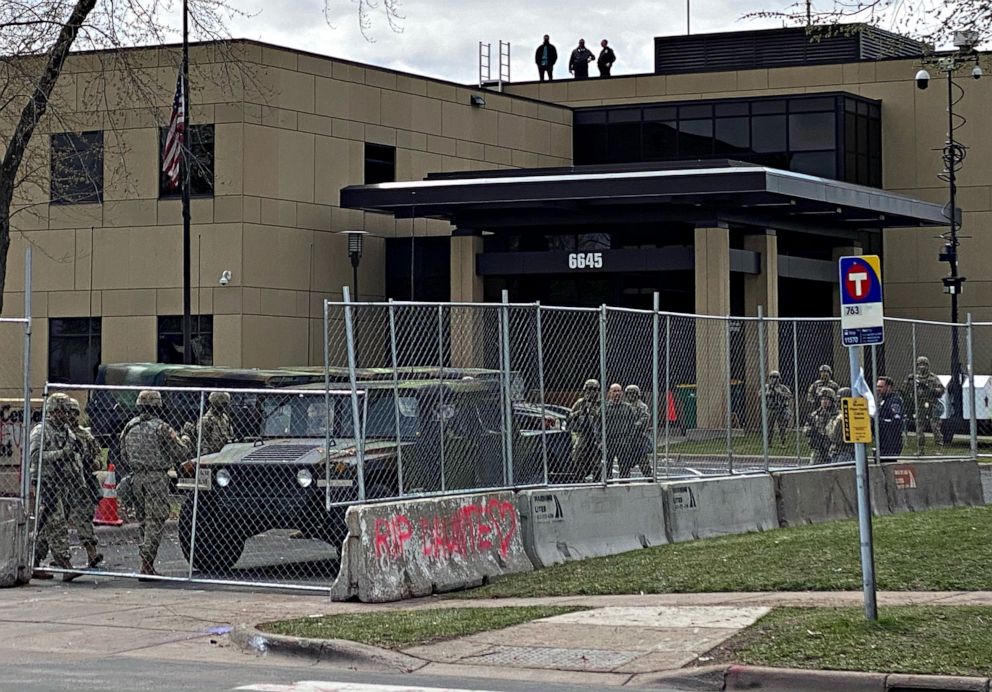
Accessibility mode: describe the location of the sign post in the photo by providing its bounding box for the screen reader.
[839,255,883,621]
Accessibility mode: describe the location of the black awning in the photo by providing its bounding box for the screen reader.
[339,161,950,235]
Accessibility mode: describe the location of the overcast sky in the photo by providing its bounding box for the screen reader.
[224,0,807,84]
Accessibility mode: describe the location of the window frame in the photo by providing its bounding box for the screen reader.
[156,314,214,365]
[158,124,215,198]
[364,142,396,185]
[50,131,104,205]
[48,317,102,385]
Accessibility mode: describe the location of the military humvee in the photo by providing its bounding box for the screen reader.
[175,378,529,571]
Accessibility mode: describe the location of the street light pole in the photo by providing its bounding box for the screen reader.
[342,230,367,302]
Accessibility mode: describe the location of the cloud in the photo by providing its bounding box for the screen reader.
[226,0,794,83]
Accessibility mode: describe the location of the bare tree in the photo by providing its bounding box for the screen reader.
[327,0,404,41]
[749,0,992,46]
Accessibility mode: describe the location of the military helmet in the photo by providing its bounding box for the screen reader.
[624,384,641,398]
[583,378,600,391]
[66,397,81,413]
[769,370,781,379]
[917,356,930,367]
[45,392,71,413]
[819,364,833,375]
[136,390,163,407]
[208,391,231,407]
[837,387,853,398]
[818,388,836,402]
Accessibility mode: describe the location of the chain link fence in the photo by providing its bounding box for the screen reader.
[327,298,986,507]
[31,383,355,590]
[0,316,32,499]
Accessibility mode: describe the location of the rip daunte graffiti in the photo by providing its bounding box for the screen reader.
[371,498,519,561]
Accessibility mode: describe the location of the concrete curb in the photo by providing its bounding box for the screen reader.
[632,665,991,691]
[229,624,427,673]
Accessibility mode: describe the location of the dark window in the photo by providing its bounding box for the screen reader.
[50,132,103,204]
[159,124,214,197]
[385,236,450,301]
[789,112,835,151]
[790,151,837,179]
[48,318,101,384]
[607,109,642,162]
[751,115,787,152]
[157,315,213,365]
[678,119,714,156]
[714,117,750,154]
[642,120,678,160]
[364,143,396,184]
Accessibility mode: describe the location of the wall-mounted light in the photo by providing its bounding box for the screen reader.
[470,94,486,107]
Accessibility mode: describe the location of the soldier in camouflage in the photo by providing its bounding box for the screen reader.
[121,390,192,577]
[826,387,855,463]
[764,371,792,448]
[619,385,651,478]
[804,388,837,465]
[905,356,945,452]
[29,393,82,581]
[66,398,103,568]
[190,391,234,455]
[806,364,840,405]
[568,379,602,481]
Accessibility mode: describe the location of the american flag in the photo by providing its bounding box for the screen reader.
[162,70,185,189]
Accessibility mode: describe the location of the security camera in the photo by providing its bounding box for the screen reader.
[915,68,931,90]
[218,270,232,286]
[973,64,983,79]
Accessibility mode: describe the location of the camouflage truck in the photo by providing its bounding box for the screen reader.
[175,378,524,571]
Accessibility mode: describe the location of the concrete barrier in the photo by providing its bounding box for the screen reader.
[662,475,778,542]
[773,465,887,527]
[515,484,667,568]
[331,491,532,602]
[0,498,31,587]
[879,458,984,513]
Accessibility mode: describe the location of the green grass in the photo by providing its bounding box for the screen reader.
[464,506,992,598]
[715,606,992,677]
[673,431,974,458]
[258,606,585,649]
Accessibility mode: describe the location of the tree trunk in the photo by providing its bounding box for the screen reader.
[0,0,98,315]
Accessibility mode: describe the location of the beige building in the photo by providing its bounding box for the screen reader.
[1,27,988,397]
[0,40,572,394]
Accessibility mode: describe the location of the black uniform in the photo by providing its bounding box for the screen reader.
[877,391,905,458]
[535,42,558,81]
[597,46,616,77]
[569,46,594,79]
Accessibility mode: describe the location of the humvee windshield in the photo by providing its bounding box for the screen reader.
[260,394,420,439]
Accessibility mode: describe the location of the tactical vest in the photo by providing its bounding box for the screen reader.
[125,418,173,472]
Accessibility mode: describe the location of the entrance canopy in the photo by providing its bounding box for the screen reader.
[340,160,949,237]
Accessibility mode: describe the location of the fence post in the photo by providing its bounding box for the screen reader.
[911,322,919,457]
[652,293,660,481]
[387,301,404,496]
[967,314,978,461]
[437,304,446,492]
[599,304,608,485]
[535,303,549,486]
[32,383,51,556]
[186,390,207,580]
[725,317,734,474]
[342,287,366,502]
[323,299,333,511]
[19,246,32,500]
[871,344,881,463]
[500,291,514,487]
[792,321,801,463]
[664,313,671,479]
[757,306,770,473]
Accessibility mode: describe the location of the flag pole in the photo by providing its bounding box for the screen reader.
[181,0,193,364]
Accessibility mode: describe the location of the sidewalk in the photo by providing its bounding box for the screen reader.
[5,581,992,688]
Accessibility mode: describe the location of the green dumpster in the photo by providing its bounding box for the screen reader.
[673,384,697,429]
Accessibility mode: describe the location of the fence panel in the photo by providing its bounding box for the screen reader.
[0,318,31,499]
[32,383,353,591]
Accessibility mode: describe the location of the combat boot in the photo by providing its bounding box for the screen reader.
[51,555,81,583]
[85,544,104,568]
[31,561,53,580]
[138,558,159,581]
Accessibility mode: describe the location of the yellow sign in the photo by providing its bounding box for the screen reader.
[841,397,872,443]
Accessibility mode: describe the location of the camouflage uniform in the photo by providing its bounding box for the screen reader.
[826,387,855,463]
[198,392,234,455]
[804,389,837,465]
[806,364,840,404]
[764,371,792,447]
[121,390,191,575]
[568,379,602,481]
[65,398,103,568]
[29,393,82,581]
[618,385,650,477]
[904,356,945,452]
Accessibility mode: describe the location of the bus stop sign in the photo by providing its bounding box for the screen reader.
[839,255,884,346]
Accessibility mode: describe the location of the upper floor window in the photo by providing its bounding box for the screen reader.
[159,124,214,197]
[157,315,213,365]
[365,143,396,184]
[50,131,103,204]
[48,317,101,384]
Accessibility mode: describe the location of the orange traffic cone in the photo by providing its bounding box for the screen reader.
[93,463,124,526]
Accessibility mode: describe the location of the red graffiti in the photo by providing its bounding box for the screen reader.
[372,498,518,561]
